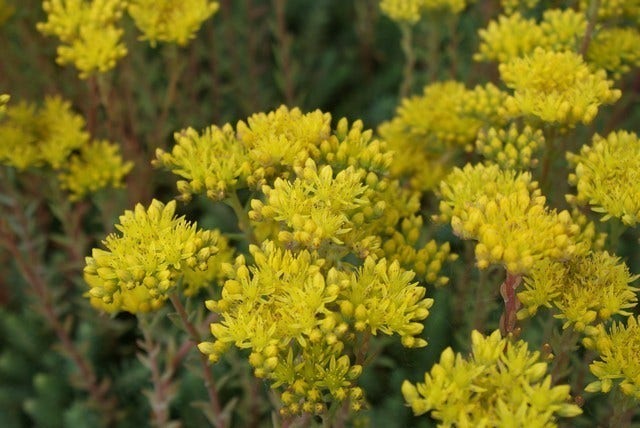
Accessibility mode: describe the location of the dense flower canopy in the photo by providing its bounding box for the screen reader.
[402,330,582,426]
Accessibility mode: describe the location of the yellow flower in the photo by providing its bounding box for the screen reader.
[518,252,639,331]
[380,0,427,23]
[435,163,584,274]
[182,229,234,296]
[584,315,640,400]
[379,0,466,23]
[37,0,127,78]
[57,139,133,201]
[538,8,586,53]
[200,241,433,413]
[128,0,219,46]
[476,123,544,170]
[475,9,586,64]
[0,0,14,26]
[567,130,640,226]
[0,96,89,170]
[587,27,640,80]
[379,81,507,191]
[0,94,8,116]
[500,48,621,126]
[580,0,640,23]
[403,330,582,425]
[500,0,539,15]
[154,124,251,201]
[382,217,457,286]
[475,13,543,63]
[237,106,332,187]
[249,158,374,255]
[84,200,220,313]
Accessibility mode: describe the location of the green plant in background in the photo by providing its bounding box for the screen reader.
[1,0,640,427]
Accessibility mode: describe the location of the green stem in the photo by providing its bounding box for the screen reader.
[322,400,342,428]
[399,22,415,99]
[549,327,580,384]
[169,293,225,428]
[273,0,296,105]
[137,314,176,428]
[155,44,185,151]
[607,218,625,253]
[580,0,600,57]
[540,126,558,196]
[608,387,635,427]
[226,191,258,245]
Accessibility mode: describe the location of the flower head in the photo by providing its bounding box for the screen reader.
[57,139,133,201]
[0,96,89,170]
[587,27,640,81]
[435,163,585,274]
[567,130,640,226]
[200,241,433,413]
[154,124,251,201]
[237,106,332,187]
[0,0,14,26]
[475,9,585,64]
[84,200,220,313]
[0,94,8,116]
[518,252,639,331]
[37,0,127,78]
[580,0,640,23]
[379,81,507,191]
[380,0,466,23]
[403,330,582,425]
[128,0,219,46]
[476,123,544,170]
[500,48,621,126]
[584,315,640,400]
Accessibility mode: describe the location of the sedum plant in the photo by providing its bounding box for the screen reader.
[1,0,640,427]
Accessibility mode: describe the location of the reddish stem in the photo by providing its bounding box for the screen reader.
[169,293,225,428]
[499,272,522,335]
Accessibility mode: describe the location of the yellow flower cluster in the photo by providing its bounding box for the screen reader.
[476,124,544,170]
[518,252,639,331]
[158,107,455,286]
[250,159,371,255]
[155,106,331,200]
[0,96,88,170]
[500,48,621,126]
[402,330,582,426]
[37,0,127,78]
[154,125,250,201]
[567,130,640,226]
[182,229,234,297]
[583,315,640,400]
[84,200,221,313]
[500,0,539,15]
[236,106,332,187]
[57,140,133,201]
[0,96,132,200]
[0,0,14,26]
[128,0,219,46]
[475,9,586,63]
[435,163,584,274]
[382,216,457,286]
[379,0,466,23]
[580,0,640,23]
[475,13,541,63]
[587,27,640,80]
[378,81,507,191]
[199,242,433,414]
[380,0,427,23]
[0,94,8,116]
